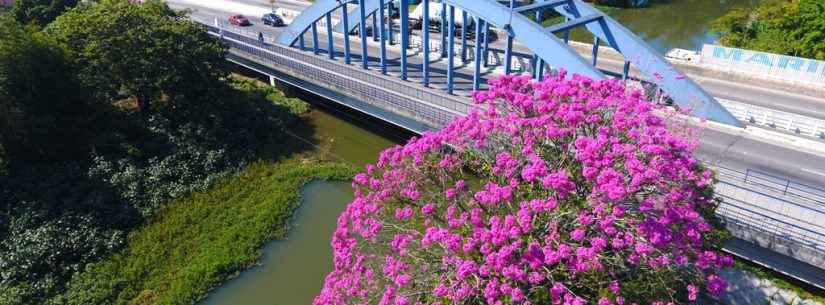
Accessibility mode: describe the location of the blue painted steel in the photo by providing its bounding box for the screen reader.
[514,0,568,13]
[400,0,409,80]
[461,11,468,62]
[278,0,740,126]
[359,0,368,69]
[544,14,601,34]
[592,37,600,66]
[326,13,335,59]
[298,32,305,49]
[534,9,543,79]
[372,13,379,41]
[550,0,741,126]
[311,23,319,55]
[342,3,351,64]
[483,22,490,67]
[447,5,455,93]
[277,0,347,46]
[388,4,394,45]
[379,0,388,74]
[473,17,482,90]
[623,60,630,80]
[422,0,430,86]
[334,0,379,34]
[441,2,447,57]
[504,0,514,74]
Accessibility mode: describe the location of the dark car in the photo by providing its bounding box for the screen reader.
[261,13,283,26]
[229,14,251,26]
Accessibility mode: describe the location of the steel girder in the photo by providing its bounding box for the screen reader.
[275,0,742,127]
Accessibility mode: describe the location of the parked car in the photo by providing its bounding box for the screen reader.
[261,13,284,26]
[229,14,251,26]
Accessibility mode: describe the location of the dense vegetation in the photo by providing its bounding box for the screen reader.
[711,0,825,60]
[10,0,79,25]
[0,1,350,304]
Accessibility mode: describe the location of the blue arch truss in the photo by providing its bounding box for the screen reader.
[276,0,742,126]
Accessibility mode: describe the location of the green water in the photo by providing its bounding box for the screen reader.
[577,0,761,52]
[197,107,404,305]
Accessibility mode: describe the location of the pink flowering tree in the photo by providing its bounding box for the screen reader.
[314,73,732,305]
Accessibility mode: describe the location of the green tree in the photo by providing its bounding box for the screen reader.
[0,14,94,163]
[46,0,230,114]
[712,0,825,60]
[10,0,79,25]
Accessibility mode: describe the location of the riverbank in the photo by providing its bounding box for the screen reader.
[56,156,354,305]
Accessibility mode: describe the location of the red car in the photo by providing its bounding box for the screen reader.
[229,14,251,26]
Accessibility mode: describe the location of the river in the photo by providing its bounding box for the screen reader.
[590,0,760,52]
[197,104,408,305]
[199,0,763,303]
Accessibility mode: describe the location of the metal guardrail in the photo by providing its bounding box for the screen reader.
[714,164,825,208]
[717,194,825,253]
[203,24,478,129]
[718,99,825,140]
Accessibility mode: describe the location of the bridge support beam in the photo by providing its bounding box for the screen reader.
[441,2,447,58]
[473,17,482,91]
[400,0,409,80]
[342,3,351,64]
[447,5,455,93]
[372,13,379,41]
[311,22,319,55]
[359,0,368,69]
[483,22,490,67]
[592,36,600,66]
[534,9,543,80]
[422,0,430,86]
[326,13,335,59]
[379,0,387,74]
[461,11,468,62]
[622,60,631,80]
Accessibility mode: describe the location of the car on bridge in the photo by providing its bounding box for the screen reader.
[229,14,251,26]
[261,13,284,27]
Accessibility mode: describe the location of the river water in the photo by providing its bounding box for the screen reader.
[200,1,763,304]
[197,106,407,305]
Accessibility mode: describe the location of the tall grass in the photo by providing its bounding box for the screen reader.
[53,155,354,305]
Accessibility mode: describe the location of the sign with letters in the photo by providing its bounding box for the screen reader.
[700,44,825,87]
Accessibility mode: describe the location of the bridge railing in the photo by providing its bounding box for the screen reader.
[713,164,825,208]
[717,99,825,140]
[204,21,477,116]
[717,193,825,254]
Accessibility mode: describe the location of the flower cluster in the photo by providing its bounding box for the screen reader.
[314,72,730,305]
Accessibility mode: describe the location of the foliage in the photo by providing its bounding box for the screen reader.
[0,74,315,304]
[315,74,731,305]
[0,13,99,163]
[50,157,354,305]
[46,0,229,113]
[10,0,78,25]
[711,0,825,60]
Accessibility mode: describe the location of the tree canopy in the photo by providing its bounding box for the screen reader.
[711,0,825,60]
[10,0,79,25]
[0,13,95,163]
[46,0,229,113]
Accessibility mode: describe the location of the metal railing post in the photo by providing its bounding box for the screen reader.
[342,3,351,64]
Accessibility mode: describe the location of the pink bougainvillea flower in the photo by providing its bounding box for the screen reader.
[314,73,729,305]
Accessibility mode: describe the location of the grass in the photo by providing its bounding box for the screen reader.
[732,259,825,304]
[56,156,355,305]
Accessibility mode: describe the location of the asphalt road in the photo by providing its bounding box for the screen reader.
[168,0,825,187]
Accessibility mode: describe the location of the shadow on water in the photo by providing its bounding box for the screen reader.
[197,180,354,305]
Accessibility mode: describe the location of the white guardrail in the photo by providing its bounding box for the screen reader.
[718,99,825,140]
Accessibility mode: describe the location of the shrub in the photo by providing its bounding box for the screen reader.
[315,73,731,305]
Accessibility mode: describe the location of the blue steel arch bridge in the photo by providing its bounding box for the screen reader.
[275,0,741,127]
